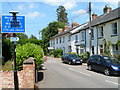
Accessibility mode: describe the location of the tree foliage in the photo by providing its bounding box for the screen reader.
[41,21,65,55]
[16,43,44,70]
[16,33,28,39]
[56,6,68,24]
[50,49,63,58]
[29,34,37,39]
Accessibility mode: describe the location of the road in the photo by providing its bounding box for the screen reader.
[38,57,120,89]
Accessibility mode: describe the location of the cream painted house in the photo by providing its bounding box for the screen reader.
[49,6,120,56]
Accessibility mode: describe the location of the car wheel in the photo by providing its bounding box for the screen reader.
[88,65,92,71]
[104,68,110,76]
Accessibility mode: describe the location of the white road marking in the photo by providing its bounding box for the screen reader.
[69,68,91,77]
[105,80,120,85]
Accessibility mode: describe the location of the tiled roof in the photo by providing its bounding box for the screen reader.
[50,7,120,39]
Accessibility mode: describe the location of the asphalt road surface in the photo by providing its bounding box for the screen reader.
[38,57,120,89]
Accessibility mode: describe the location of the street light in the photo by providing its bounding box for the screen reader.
[9,11,19,90]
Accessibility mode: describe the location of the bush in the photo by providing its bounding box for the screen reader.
[79,52,90,63]
[114,55,120,61]
[16,43,44,70]
[2,39,14,63]
[50,49,63,58]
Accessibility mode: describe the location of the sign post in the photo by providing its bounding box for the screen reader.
[2,11,25,90]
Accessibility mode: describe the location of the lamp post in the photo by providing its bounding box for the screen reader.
[9,11,19,90]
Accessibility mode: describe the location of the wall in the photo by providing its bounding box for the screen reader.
[0,57,35,89]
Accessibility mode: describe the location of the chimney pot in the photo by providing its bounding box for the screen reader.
[103,5,112,14]
[92,13,98,20]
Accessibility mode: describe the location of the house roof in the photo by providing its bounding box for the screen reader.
[50,7,120,39]
[84,7,120,29]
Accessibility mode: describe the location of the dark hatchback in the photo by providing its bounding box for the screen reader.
[87,55,120,76]
[62,54,82,65]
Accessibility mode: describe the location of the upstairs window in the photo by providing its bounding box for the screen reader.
[98,26,104,38]
[56,38,58,44]
[112,22,117,35]
[81,31,85,41]
[68,35,71,41]
[63,37,65,43]
[91,29,94,39]
[75,35,78,43]
[59,37,61,43]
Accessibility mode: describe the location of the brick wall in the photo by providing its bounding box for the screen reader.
[0,57,35,89]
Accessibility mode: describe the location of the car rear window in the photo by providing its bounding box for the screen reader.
[104,56,120,64]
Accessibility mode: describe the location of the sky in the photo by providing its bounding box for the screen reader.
[1,0,120,39]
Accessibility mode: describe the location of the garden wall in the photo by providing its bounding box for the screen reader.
[0,57,35,89]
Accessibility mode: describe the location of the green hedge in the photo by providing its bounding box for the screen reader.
[16,43,44,70]
[50,49,63,58]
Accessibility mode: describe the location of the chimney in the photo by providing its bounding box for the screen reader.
[64,25,71,31]
[71,22,79,28]
[103,5,112,14]
[92,13,98,20]
[58,28,63,33]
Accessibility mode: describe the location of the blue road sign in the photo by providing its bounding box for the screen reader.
[2,15,25,33]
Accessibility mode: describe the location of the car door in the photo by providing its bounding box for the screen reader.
[94,56,105,71]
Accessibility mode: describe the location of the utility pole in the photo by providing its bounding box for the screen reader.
[9,11,19,90]
[89,2,92,55]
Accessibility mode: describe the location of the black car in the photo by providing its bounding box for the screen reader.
[87,55,120,76]
[62,54,82,65]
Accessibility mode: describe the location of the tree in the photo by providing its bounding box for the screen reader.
[56,6,68,24]
[16,33,28,39]
[41,21,65,55]
[29,34,37,39]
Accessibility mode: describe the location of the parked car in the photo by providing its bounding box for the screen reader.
[87,55,120,76]
[62,53,82,65]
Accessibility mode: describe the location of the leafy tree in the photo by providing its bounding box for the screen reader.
[16,43,44,70]
[41,21,65,55]
[56,6,68,24]
[16,33,28,39]
[29,34,37,39]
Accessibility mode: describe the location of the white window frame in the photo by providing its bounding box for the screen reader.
[98,26,104,38]
[111,22,117,35]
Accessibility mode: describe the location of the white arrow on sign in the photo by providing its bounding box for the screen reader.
[10,37,19,42]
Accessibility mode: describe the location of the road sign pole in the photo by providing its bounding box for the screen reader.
[9,11,19,90]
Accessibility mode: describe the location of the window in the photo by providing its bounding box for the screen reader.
[98,26,103,37]
[112,22,117,35]
[112,44,118,51]
[59,37,61,43]
[63,37,65,43]
[75,35,78,43]
[56,38,58,44]
[91,29,94,39]
[81,32,85,41]
[68,35,71,41]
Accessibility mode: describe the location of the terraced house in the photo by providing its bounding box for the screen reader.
[50,6,120,55]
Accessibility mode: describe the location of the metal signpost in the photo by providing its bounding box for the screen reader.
[2,11,25,90]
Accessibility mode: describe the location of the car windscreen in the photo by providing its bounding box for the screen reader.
[69,54,78,58]
[104,56,120,64]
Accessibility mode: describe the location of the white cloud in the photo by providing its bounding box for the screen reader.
[63,1,77,9]
[17,4,25,10]
[27,11,45,18]
[42,0,77,9]
[72,9,87,15]
[29,3,38,8]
